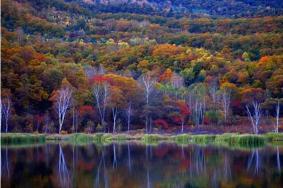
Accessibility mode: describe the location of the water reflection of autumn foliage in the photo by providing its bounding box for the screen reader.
[1,144,282,187]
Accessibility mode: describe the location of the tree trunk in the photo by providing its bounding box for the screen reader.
[112,107,117,133]
[276,100,280,133]
[5,117,8,133]
[127,104,131,133]
[181,120,184,133]
[145,116,148,133]
[149,117,152,133]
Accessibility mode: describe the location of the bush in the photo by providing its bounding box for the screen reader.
[95,123,104,132]
[154,119,169,129]
[204,110,223,125]
[60,130,68,135]
[84,120,94,133]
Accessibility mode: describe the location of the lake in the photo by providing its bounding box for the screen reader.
[1,143,283,188]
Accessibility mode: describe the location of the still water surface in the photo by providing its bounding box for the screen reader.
[1,143,283,188]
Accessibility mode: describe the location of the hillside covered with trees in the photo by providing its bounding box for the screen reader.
[1,0,283,134]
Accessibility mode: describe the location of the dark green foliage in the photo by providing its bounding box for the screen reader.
[1,133,46,145]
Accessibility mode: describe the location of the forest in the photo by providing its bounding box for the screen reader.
[1,0,283,134]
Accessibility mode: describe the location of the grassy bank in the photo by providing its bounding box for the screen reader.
[172,133,266,148]
[1,133,46,145]
[1,132,283,148]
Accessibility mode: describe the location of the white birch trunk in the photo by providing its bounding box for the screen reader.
[222,89,231,122]
[246,102,261,134]
[112,107,117,133]
[1,97,11,133]
[276,100,280,133]
[127,103,132,132]
[56,87,72,133]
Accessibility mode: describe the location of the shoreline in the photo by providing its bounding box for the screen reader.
[1,132,283,149]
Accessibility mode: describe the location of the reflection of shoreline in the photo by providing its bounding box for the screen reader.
[1,143,282,187]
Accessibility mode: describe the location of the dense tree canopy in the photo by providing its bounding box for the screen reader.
[1,0,282,133]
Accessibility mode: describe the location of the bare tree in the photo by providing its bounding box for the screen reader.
[126,103,132,132]
[140,73,156,133]
[276,100,280,133]
[246,101,261,134]
[1,96,11,133]
[92,78,109,130]
[55,87,72,133]
[188,83,206,127]
[221,88,231,123]
[112,107,118,133]
[43,113,50,134]
[72,107,79,133]
[209,81,218,104]
[141,74,156,105]
[85,65,109,130]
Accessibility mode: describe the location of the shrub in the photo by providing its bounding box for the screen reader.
[60,130,68,135]
[95,123,103,132]
[84,120,94,133]
[204,110,223,125]
[154,119,169,129]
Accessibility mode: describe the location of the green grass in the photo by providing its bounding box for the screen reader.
[1,133,46,145]
[174,134,192,145]
[265,132,283,142]
[141,134,170,145]
[68,133,94,143]
[1,132,282,149]
[214,133,266,148]
[190,134,216,145]
[174,133,268,148]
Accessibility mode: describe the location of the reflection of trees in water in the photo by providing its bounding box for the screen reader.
[58,145,71,188]
[95,150,109,188]
[277,146,281,172]
[144,145,152,188]
[112,143,117,168]
[71,145,79,187]
[211,151,232,188]
[223,151,232,181]
[147,167,151,188]
[2,144,283,187]
[44,144,50,168]
[1,147,10,179]
[145,145,153,161]
[186,147,234,187]
[247,149,261,175]
[127,143,132,172]
[193,146,206,175]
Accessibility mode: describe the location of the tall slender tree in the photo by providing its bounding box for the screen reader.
[140,73,156,133]
[221,88,231,123]
[51,79,73,133]
[90,75,110,131]
[276,99,280,133]
[1,91,12,133]
[246,102,261,134]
